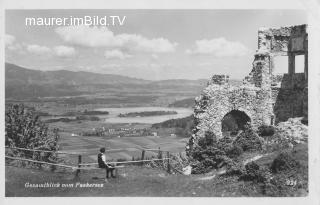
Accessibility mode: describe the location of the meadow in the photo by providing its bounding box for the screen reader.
[45,107,190,165]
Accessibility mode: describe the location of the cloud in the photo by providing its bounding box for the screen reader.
[5,34,76,58]
[186,37,249,57]
[53,45,76,57]
[5,34,23,51]
[55,25,177,53]
[104,49,131,60]
[151,54,159,60]
[5,34,16,46]
[25,44,76,57]
[26,44,51,55]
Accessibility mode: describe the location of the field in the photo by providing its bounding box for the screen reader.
[58,131,187,164]
[45,112,188,165]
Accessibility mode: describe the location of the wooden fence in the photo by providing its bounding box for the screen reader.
[5,146,172,177]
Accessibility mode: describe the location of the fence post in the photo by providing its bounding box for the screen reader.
[141,150,145,166]
[75,155,82,177]
[158,147,162,159]
[167,151,171,173]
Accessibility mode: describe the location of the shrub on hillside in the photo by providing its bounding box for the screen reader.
[225,145,244,159]
[233,125,262,152]
[191,131,243,174]
[191,134,230,174]
[270,152,301,173]
[216,136,234,156]
[168,152,189,174]
[240,162,268,183]
[191,146,228,167]
[217,136,233,148]
[225,159,245,176]
[200,130,217,147]
[258,125,275,137]
[5,104,60,169]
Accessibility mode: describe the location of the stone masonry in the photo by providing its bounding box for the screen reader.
[187,25,308,152]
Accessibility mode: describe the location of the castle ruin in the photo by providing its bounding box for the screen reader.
[188,24,308,151]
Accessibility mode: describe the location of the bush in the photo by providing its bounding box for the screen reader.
[192,159,216,174]
[204,131,217,146]
[217,136,233,147]
[240,162,268,183]
[191,132,244,174]
[258,125,275,137]
[191,146,227,166]
[233,125,262,152]
[191,135,233,174]
[226,145,243,159]
[270,152,301,173]
[216,136,234,154]
[225,160,245,176]
[5,104,60,169]
[190,129,249,174]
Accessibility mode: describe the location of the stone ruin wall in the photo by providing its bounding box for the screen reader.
[255,24,308,124]
[188,25,308,152]
[272,73,308,123]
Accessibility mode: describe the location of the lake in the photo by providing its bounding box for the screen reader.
[95,107,193,124]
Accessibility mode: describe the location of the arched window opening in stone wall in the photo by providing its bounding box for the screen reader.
[221,110,251,137]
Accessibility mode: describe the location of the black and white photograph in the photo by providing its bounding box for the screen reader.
[1,0,320,202]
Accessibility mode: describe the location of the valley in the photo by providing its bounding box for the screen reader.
[5,62,202,163]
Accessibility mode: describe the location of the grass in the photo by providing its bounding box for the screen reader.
[53,122,186,164]
[5,143,308,197]
[5,164,261,197]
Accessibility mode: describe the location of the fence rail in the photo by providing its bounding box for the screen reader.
[5,146,172,177]
[5,146,79,155]
[79,158,170,166]
[5,146,144,155]
[5,156,77,169]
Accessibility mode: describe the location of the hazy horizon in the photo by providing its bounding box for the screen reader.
[6,61,215,81]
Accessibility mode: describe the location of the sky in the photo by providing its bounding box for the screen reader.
[5,10,307,80]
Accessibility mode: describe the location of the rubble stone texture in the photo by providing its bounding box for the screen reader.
[188,25,308,153]
[276,117,308,144]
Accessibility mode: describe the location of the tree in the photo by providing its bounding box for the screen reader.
[5,104,60,168]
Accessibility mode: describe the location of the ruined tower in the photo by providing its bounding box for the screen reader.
[188,25,308,152]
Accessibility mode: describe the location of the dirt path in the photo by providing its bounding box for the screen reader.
[196,153,269,181]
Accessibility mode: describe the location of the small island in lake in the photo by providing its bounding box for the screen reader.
[118,111,178,118]
[45,115,100,123]
[60,110,109,116]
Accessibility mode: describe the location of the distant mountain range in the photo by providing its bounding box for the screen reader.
[5,63,210,100]
[168,98,196,108]
[5,63,150,86]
